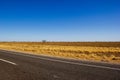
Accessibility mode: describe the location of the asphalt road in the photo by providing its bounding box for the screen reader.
[0,50,120,80]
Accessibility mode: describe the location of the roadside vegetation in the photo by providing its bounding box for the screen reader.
[0,42,120,63]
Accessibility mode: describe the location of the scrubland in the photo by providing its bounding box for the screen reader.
[0,42,120,63]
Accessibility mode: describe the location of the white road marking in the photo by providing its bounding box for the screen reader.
[0,50,120,71]
[28,55,120,71]
[0,58,17,65]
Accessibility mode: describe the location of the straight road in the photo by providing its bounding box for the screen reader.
[0,49,120,80]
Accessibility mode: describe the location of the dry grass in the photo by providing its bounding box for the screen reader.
[0,42,120,63]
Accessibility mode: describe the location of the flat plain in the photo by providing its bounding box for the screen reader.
[0,42,120,63]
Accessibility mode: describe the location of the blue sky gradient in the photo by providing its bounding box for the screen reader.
[0,0,120,41]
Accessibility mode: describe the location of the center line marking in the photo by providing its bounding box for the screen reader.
[0,58,17,65]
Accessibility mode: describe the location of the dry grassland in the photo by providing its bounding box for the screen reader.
[0,42,120,63]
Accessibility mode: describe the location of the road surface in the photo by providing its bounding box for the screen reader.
[0,49,120,80]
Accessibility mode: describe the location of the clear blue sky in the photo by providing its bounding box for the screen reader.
[0,0,120,41]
